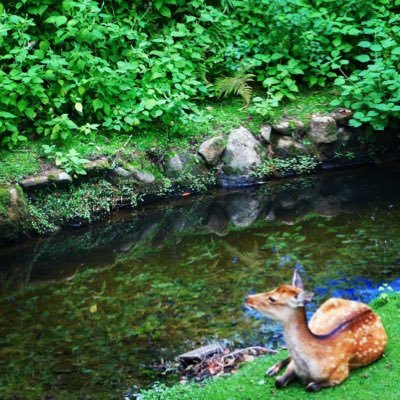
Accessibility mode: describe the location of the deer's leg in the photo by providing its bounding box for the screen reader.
[266,356,291,377]
[305,366,349,392]
[275,361,297,389]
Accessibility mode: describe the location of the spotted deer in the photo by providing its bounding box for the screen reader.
[245,270,387,392]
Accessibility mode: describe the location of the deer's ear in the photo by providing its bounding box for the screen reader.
[292,290,314,307]
[292,269,304,289]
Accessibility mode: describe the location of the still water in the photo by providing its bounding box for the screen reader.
[1,164,400,399]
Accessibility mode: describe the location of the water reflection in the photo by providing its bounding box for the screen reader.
[2,164,400,289]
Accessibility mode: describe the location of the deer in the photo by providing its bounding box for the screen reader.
[245,270,387,392]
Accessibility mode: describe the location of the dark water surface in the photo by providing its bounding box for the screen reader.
[1,164,400,399]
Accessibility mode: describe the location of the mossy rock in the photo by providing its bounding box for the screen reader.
[0,185,29,243]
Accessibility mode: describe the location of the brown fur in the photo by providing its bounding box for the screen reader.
[246,277,387,392]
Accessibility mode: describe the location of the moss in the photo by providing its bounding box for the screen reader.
[0,186,10,217]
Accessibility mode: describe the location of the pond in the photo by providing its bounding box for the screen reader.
[1,164,400,399]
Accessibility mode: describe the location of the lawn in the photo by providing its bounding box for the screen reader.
[139,294,400,400]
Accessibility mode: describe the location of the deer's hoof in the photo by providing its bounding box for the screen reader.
[266,365,279,377]
[275,378,285,389]
[306,382,322,392]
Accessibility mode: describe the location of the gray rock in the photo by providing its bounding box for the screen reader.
[329,108,353,126]
[198,136,225,166]
[222,126,263,176]
[273,118,305,136]
[260,125,272,143]
[167,152,184,173]
[126,166,155,184]
[273,137,310,157]
[165,151,207,177]
[19,169,73,189]
[19,175,48,189]
[0,185,29,241]
[84,157,110,172]
[45,169,73,184]
[309,115,338,144]
[112,167,131,177]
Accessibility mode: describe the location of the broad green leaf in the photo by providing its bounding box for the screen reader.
[355,54,370,63]
[358,41,371,48]
[45,15,68,27]
[93,99,104,111]
[0,111,17,118]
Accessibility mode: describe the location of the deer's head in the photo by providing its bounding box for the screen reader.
[245,269,314,323]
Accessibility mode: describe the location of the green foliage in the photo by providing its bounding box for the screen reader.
[42,145,89,175]
[331,10,400,130]
[215,67,254,106]
[2,0,400,148]
[254,156,318,178]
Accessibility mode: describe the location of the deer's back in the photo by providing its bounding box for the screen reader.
[309,298,387,368]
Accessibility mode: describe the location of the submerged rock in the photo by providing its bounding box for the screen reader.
[198,136,225,166]
[308,115,338,144]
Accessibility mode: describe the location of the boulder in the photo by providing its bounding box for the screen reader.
[198,136,225,166]
[112,167,131,178]
[273,137,310,157]
[126,165,155,184]
[0,185,28,242]
[19,169,72,189]
[221,127,263,177]
[329,108,353,126]
[308,115,338,144]
[260,125,272,143]
[84,157,110,173]
[19,175,49,189]
[165,152,206,177]
[273,118,305,136]
[45,169,73,184]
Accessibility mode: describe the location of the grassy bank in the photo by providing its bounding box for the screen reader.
[0,88,336,185]
[139,294,400,400]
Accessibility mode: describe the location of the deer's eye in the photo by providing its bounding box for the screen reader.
[269,297,277,303]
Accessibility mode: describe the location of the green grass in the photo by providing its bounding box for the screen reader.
[139,294,400,400]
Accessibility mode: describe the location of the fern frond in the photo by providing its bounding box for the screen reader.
[215,68,255,107]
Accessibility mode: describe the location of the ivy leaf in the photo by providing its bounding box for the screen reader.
[392,47,400,55]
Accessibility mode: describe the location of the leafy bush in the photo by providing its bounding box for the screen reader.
[1,0,400,148]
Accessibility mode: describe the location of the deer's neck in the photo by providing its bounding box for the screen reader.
[283,308,322,369]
